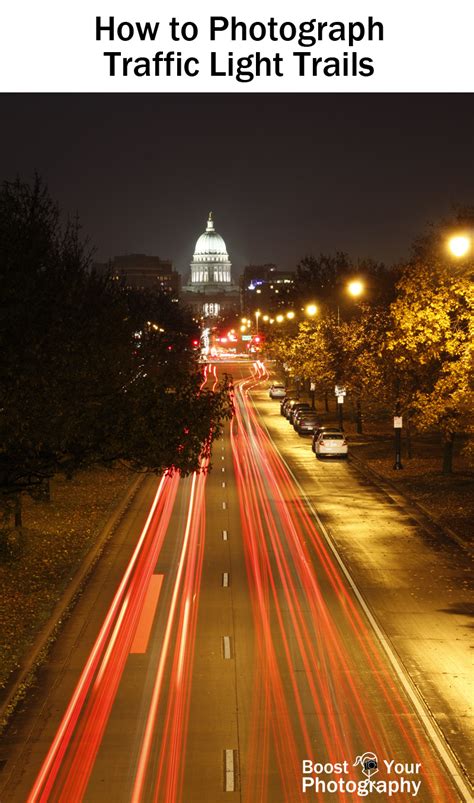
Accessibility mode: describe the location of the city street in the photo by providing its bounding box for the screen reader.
[0,361,471,802]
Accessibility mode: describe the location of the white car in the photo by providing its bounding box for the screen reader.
[315,431,348,459]
[269,383,286,399]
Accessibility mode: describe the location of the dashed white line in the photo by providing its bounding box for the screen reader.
[222,572,229,587]
[222,481,226,488]
[222,501,227,510]
[223,636,232,659]
[222,529,228,540]
[224,749,235,792]
[221,467,225,473]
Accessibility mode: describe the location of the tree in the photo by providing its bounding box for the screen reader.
[293,252,351,306]
[386,260,473,473]
[0,177,232,533]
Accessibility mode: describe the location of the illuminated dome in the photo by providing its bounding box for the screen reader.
[181,211,239,319]
[194,213,228,258]
[189,213,232,284]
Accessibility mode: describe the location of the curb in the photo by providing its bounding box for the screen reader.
[0,472,147,734]
[348,450,472,555]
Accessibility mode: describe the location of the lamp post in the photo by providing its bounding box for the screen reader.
[255,309,261,335]
[393,402,403,470]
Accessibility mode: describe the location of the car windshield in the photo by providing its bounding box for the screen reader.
[322,433,344,440]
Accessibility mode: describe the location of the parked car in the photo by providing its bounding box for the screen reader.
[283,398,301,419]
[289,402,311,425]
[314,430,348,459]
[311,426,343,452]
[294,411,320,435]
[292,407,316,427]
[269,382,286,399]
[280,396,296,416]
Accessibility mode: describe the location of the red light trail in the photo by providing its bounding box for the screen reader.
[231,368,457,803]
[25,363,461,802]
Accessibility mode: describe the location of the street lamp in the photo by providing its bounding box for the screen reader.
[347,279,364,298]
[286,310,295,320]
[255,309,261,335]
[447,234,471,258]
[305,303,318,316]
[276,314,284,323]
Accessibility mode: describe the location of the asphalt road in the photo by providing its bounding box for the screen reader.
[0,360,471,802]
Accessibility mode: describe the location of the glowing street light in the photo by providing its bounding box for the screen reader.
[276,314,284,323]
[286,310,295,320]
[448,234,471,258]
[305,303,318,316]
[347,279,364,298]
[255,309,261,335]
[263,314,269,322]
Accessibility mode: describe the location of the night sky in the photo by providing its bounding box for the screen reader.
[0,94,473,276]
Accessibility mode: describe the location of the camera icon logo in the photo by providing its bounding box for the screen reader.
[353,752,379,780]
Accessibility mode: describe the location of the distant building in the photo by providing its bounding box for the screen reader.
[181,213,240,318]
[95,254,181,300]
[240,264,296,314]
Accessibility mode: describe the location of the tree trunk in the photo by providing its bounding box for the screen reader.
[356,398,363,434]
[324,391,329,412]
[14,494,22,528]
[442,431,455,474]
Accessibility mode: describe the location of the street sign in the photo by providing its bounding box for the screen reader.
[393,416,403,428]
[241,335,251,341]
[310,382,316,391]
[335,385,346,396]
[337,395,344,404]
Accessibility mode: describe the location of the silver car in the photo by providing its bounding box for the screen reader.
[315,431,348,459]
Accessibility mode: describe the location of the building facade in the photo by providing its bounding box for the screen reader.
[240,264,296,314]
[95,254,181,300]
[181,213,239,318]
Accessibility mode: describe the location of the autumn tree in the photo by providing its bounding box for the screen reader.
[386,260,473,473]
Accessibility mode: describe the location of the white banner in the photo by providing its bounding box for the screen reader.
[0,0,473,92]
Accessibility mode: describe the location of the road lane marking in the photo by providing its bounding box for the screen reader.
[221,456,225,461]
[222,501,227,510]
[222,572,229,587]
[224,749,236,791]
[222,636,232,659]
[222,481,226,488]
[130,575,164,654]
[221,467,225,472]
[222,529,228,540]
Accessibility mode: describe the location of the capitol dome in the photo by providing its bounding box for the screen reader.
[189,213,232,285]
[194,213,228,257]
[181,211,239,319]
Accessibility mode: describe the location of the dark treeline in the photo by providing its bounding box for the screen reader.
[0,176,232,531]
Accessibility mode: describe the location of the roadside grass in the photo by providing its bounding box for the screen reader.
[0,467,135,691]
